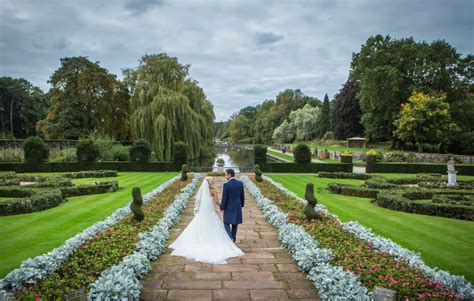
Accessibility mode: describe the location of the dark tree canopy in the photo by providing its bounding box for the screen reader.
[37,56,130,139]
[351,35,473,142]
[318,94,331,138]
[333,80,364,139]
[0,77,48,138]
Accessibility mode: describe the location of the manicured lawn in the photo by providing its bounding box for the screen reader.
[0,172,176,278]
[267,174,474,282]
[267,148,293,162]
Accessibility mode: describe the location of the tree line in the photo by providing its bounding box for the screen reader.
[0,54,215,161]
[219,35,473,154]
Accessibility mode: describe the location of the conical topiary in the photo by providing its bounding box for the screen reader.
[254,164,263,182]
[131,187,144,222]
[304,183,322,220]
[181,164,189,181]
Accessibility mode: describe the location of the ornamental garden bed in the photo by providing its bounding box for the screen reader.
[366,162,474,175]
[323,173,474,220]
[0,171,120,215]
[243,175,473,299]
[1,174,201,299]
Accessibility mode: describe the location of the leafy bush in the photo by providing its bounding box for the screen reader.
[323,131,334,140]
[91,133,115,161]
[23,136,49,164]
[76,138,99,163]
[173,141,188,166]
[448,131,474,155]
[254,144,267,164]
[365,149,380,165]
[421,143,440,153]
[111,144,129,161]
[260,163,352,173]
[181,164,188,181]
[129,139,151,162]
[318,172,372,180]
[327,183,379,198]
[49,147,77,162]
[294,143,311,163]
[0,146,23,162]
[254,164,263,182]
[340,151,353,164]
[0,189,64,215]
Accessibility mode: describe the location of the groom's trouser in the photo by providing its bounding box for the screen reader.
[224,223,238,241]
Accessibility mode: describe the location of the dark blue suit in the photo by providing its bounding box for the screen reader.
[220,178,245,241]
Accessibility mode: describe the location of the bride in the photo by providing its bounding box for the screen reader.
[169,176,244,264]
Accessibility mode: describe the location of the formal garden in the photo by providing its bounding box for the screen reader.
[1,31,473,300]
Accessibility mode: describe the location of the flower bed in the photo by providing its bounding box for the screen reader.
[0,174,184,298]
[257,175,474,299]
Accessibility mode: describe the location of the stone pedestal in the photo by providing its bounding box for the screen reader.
[447,170,458,187]
[217,166,224,173]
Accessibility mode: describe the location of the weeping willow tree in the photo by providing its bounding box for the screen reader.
[125,54,215,161]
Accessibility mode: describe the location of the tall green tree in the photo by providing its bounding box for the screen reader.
[0,77,48,138]
[393,91,459,152]
[273,104,320,142]
[318,94,331,138]
[333,80,364,139]
[351,35,472,143]
[37,57,130,139]
[126,54,214,161]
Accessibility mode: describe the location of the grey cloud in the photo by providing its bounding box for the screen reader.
[124,0,164,15]
[255,32,284,45]
[0,0,472,121]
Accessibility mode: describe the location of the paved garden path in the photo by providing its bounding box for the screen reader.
[140,175,319,301]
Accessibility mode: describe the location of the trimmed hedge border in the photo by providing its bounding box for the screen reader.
[0,162,179,173]
[260,162,352,173]
[366,163,474,175]
[63,170,118,179]
[376,192,474,221]
[318,172,372,180]
[327,183,379,199]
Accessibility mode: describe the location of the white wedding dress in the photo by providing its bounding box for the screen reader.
[169,179,244,264]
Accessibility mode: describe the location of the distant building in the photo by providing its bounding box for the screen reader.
[347,137,367,148]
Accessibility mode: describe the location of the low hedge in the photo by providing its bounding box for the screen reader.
[327,183,379,198]
[376,192,473,221]
[318,172,372,180]
[63,170,118,179]
[259,162,352,173]
[365,177,398,189]
[0,189,64,215]
[432,194,474,206]
[0,171,17,179]
[60,181,119,197]
[0,186,35,198]
[0,162,179,172]
[0,178,20,186]
[366,163,474,175]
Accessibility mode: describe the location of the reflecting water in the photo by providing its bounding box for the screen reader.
[213,147,254,172]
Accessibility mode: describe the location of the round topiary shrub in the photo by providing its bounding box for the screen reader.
[129,139,151,162]
[174,141,188,166]
[366,149,380,165]
[131,187,144,222]
[23,136,49,164]
[181,164,189,181]
[254,144,267,164]
[294,143,311,163]
[76,138,99,163]
[254,164,263,182]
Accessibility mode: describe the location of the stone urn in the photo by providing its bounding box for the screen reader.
[216,158,225,173]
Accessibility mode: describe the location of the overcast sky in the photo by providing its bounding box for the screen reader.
[1,0,473,121]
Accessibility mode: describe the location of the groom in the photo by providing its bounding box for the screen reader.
[220,169,245,242]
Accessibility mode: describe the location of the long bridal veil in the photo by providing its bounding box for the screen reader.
[169,179,244,264]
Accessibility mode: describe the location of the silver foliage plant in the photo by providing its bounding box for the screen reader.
[88,175,202,300]
[262,175,474,299]
[0,175,181,293]
[241,176,370,300]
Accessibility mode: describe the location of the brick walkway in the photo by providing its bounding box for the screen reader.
[140,176,319,300]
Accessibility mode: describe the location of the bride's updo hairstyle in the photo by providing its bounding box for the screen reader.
[205,176,214,189]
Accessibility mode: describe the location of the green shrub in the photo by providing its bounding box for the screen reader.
[0,162,178,172]
[254,144,267,164]
[365,177,397,189]
[0,171,16,180]
[318,172,372,180]
[322,131,334,140]
[23,136,49,163]
[49,147,77,163]
[254,164,263,182]
[63,170,118,179]
[181,164,189,181]
[366,163,474,176]
[0,189,64,215]
[111,144,130,161]
[173,141,188,166]
[432,194,474,206]
[340,151,353,164]
[130,187,145,222]
[91,133,115,161]
[129,139,151,162]
[294,143,311,163]
[448,131,474,155]
[259,162,352,173]
[60,181,119,197]
[76,138,99,163]
[327,183,379,198]
[0,178,20,186]
[366,149,380,165]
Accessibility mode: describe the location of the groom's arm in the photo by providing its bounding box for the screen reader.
[240,182,245,208]
[220,183,228,211]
